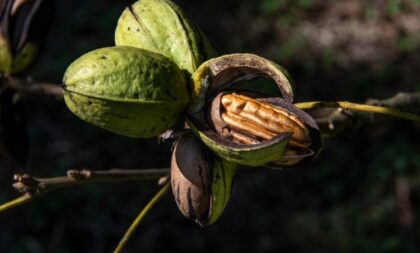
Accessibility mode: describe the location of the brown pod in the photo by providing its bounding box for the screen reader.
[171,132,212,222]
[171,131,237,226]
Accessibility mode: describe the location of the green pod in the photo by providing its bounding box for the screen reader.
[115,0,217,75]
[187,53,297,166]
[63,46,189,138]
[207,151,237,225]
[171,132,236,226]
[0,37,13,74]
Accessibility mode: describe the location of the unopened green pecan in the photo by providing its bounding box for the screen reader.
[115,0,217,75]
[63,46,189,138]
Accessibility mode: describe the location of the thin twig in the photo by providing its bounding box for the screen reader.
[294,101,420,122]
[25,82,63,98]
[3,75,63,98]
[114,182,171,253]
[13,168,170,195]
[297,92,420,137]
[0,194,32,213]
[0,168,169,214]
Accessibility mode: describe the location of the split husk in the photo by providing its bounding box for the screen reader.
[187,54,321,167]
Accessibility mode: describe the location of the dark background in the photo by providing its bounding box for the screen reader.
[1,0,420,252]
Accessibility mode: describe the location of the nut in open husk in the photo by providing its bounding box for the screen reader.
[187,54,322,167]
[209,92,321,167]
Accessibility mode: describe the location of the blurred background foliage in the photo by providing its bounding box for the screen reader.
[1,0,420,252]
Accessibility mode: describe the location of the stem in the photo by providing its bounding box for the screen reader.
[114,182,171,253]
[13,168,170,195]
[0,194,32,213]
[3,75,63,98]
[295,101,420,122]
[0,168,169,214]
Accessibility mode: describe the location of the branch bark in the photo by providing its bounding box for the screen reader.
[113,182,171,253]
[13,168,170,195]
[0,168,169,213]
[3,75,63,98]
[300,92,420,137]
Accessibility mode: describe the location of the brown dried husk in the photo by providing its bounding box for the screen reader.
[171,132,212,222]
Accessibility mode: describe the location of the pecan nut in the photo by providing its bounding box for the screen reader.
[211,92,318,167]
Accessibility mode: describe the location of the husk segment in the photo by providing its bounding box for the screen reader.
[257,97,323,168]
[115,0,217,75]
[171,132,212,223]
[189,53,295,114]
[188,115,291,166]
[171,132,236,226]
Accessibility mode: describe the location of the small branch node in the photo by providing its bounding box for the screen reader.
[158,175,170,186]
[67,169,92,180]
[12,174,40,195]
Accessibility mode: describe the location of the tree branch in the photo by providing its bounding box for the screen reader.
[0,194,32,213]
[13,168,170,195]
[113,182,171,253]
[297,92,420,137]
[3,75,63,98]
[0,168,169,214]
[295,101,420,122]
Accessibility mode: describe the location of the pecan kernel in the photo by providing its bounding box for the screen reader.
[219,93,310,148]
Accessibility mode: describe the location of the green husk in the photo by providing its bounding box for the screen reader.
[63,46,189,138]
[115,0,217,75]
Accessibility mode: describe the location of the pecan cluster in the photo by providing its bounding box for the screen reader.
[63,0,323,226]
